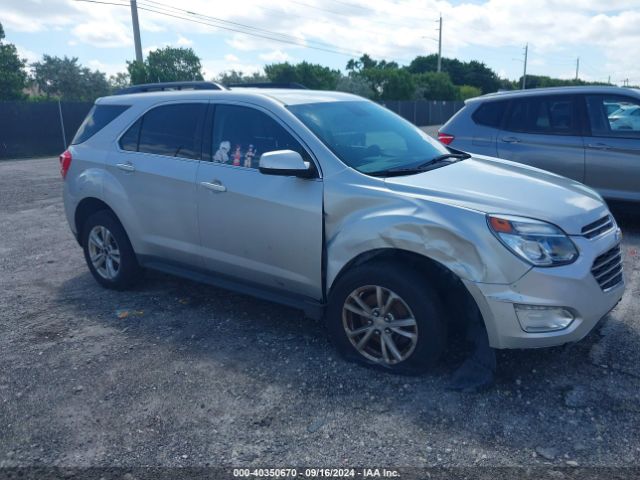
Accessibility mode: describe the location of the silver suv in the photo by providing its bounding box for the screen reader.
[61,82,625,374]
[438,86,640,202]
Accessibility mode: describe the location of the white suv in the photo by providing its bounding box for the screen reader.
[61,82,624,375]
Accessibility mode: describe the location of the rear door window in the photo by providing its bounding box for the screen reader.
[585,95,640,139]
[472,100,508,127]
[71,104,130,145]
[505,96,578,135]
[210,104,308,168]
[123,103,207,159]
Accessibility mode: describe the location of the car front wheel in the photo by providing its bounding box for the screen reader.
[327,262,446,374]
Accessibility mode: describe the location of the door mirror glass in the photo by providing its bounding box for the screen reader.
[259,150,313,178]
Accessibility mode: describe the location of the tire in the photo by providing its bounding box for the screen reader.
[81,210,141,290]
[326,261,446,374]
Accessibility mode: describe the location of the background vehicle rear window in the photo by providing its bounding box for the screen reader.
[71,104,129,145]
[505,96,578,135]
[472,100,507,127]
[121,103,206,159]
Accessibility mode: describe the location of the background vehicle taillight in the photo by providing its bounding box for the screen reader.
[59,150,72,179]
[438,132,455,145]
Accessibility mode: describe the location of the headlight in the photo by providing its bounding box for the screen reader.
[487,215,578,267]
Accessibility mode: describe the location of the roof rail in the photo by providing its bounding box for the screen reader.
[115,81,225,95]
[227,82,308,90]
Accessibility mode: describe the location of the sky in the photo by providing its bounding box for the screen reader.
[2,0,640,86]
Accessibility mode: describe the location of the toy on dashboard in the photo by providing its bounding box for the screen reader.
[213,141,230,163]
[244,144,256,168]
[232,145,242,166]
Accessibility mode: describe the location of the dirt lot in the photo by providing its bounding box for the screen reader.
[1,156,639,474]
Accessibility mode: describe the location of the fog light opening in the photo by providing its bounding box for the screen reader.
[514,304,575,333]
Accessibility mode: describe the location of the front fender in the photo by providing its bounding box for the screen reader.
[324,180,530,292]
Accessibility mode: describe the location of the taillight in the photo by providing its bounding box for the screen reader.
[437,132,455,145]
[59,150,72,179]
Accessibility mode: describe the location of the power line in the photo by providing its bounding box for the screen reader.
[138,0,359,55]
[71,0,363,57]
[286,0,432,30]
[136,0,439,62]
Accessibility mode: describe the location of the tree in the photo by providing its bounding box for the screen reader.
[408,54,501,94]
[413,72,458,100]
[109,72,130,91]
[0,22,28,100]
[515,74,608,89]
[345,55,414,100]
[264,61,340,90]
[31,55,109,101]
[214,69,268,85]
[127,47,204,84]
[457,84,482,100]
[335,75,374,98]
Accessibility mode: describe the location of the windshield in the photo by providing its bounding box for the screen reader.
[288,101,449,175]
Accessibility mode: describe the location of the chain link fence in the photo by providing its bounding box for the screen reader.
[0,99,464,160]
[381,99,465,126]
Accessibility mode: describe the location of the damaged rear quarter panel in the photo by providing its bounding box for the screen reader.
[323,170,531,293]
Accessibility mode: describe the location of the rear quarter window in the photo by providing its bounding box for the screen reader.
[471,101,508,127]
[71,104,130,145]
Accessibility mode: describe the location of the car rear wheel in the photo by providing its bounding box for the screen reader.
[327,262,446,374]
[81,210,141,290]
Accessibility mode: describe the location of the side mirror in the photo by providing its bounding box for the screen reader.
[259,150,314,178]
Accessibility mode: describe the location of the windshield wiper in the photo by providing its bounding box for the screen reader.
[417,152,471,168]
[368,152,471,177]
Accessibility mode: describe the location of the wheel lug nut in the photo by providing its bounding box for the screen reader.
[385,328,391,334]
[374,330,380,335]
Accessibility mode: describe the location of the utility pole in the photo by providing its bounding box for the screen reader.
[522,43,528,89]
[130,0,143,63]
[575,57,579,81]
[437,14,442,73]
[608,75,611,84]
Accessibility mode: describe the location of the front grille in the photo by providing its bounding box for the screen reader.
[582,215,614,239]
[591,244,623,291]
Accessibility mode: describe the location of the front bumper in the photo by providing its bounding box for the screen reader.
[464,229,625,349]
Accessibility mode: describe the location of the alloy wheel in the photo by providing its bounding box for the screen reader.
[342,285,418,365]
[87,225,121,280]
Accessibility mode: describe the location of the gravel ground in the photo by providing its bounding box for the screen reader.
[0,156,639,474]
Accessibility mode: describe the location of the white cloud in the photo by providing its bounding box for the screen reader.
[224,54,240,62]
[72,21,131,48]
[259,50,292,62]
[87,60,126,77]
[177,35,193,46]
[3,0,640,84]
[15,45,40,64]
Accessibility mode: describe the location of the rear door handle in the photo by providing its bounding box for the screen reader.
[587,142,611,150]
[200,180,227,192]
[501,136,521,143]
[116,162,135,172]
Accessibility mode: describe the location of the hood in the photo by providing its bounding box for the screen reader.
[384,155,608,235]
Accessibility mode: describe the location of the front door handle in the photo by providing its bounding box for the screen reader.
[200,180,227,192]
[501,136,521,143]
[116,162,135,172]
[587,142,611,150]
